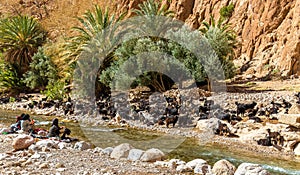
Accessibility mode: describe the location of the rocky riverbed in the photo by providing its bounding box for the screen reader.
[1,81,300,174]
[0,130,273,175]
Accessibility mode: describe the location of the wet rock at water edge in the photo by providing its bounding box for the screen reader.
[234,163,270,175]
[212,159,236,175]
[127,148,144,161]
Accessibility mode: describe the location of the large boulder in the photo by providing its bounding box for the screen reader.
[127,148,144,161]
[12,135,34,151]
[234,163,270,175]
[140,148,165,162]
[110,143,133,159]
[212,159,236,175]
[288,104,300,114]
[196,118,222,134]
[277,114,300,128]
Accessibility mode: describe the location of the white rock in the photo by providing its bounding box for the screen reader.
[93,147,103,153]
[56,168,66,172]
[35,139,59,149]
[74,141,92,151]
[140,148,165,162]
[186,158,207,169]
[102,147,114,155]
[234,163,270,175]
[127,148,144,161]
[110,143,133,159]
[31,153,41,159]
[154,160,169,167]
[58,142,72,149]
[212,159,236,175]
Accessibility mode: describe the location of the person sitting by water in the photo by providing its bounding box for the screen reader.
[19,114,35,133]
[9,113,25,133]
[60,128,78,142]
[47,118,64,138]
[9,113,34,133]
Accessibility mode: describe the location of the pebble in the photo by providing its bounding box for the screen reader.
[39,162,49,169]
[31,153,41,159]
[55,163,65,168]
[56,168,66,172]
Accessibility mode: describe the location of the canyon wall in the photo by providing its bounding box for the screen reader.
[111,0,300,77]
[1,0,299,76]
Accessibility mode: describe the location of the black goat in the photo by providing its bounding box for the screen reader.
[257,136,272,146]
[235,101,257,117]
[216,113,231,123]
[282,99,292,109]
[165,115,178,128]
[295,92,300,104]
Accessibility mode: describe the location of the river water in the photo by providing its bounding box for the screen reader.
[0,109,299,175]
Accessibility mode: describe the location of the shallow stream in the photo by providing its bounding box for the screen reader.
[0,109,299,175]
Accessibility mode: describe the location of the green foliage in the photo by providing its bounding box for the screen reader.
[42,81,66,100]
[9,97,16,103]
[200,16,237,78]
[0,59,25,91]
[66,5,126,63]
[132,0,174,36]
[133,0,174,17]
[99,34,228,92]
[220,3,235,20]
[0,15,47,76]
[23,47,58,90]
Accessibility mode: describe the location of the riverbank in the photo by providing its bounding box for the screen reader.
[1,79,300,174]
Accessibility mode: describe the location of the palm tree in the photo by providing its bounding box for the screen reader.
[66,5,126,62]
[199,16,237,90]
[200,16,237,62]
[0,15,47,77]
[133,0,173,17]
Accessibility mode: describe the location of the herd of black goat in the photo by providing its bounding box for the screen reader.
[1,91,300,149]
[0,95,75,115]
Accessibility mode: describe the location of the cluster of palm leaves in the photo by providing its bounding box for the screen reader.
[0,15,46,77]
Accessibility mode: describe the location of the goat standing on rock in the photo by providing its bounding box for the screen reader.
[235,101,257,117]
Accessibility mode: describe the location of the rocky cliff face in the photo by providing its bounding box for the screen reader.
[1,0,299,76]
[111,0,300,77]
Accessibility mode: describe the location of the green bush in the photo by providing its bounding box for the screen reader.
[42,81,66,100]
[23,47,58,90]
[99,33,231,92]
[220,3,235,20]
[0,59,25,91]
